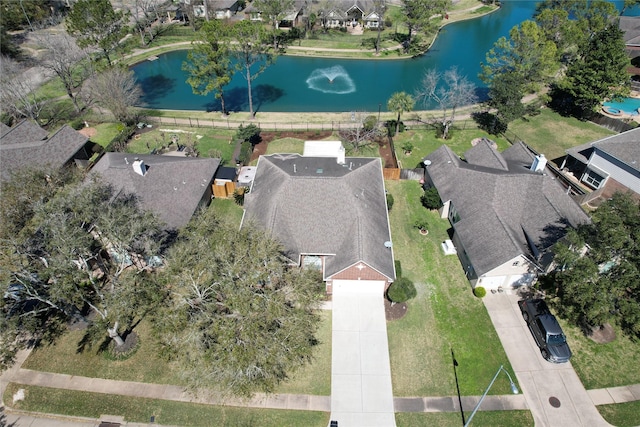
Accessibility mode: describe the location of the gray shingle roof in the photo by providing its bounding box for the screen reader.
[243,154,395,281]
[566,127,640,171]
[426,142,590,276]
[90,153,220,230]
[0,123,88,182]
[620,16,640,46]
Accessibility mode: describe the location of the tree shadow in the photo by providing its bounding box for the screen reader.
[204,85,285,114]
[138,75,176,104]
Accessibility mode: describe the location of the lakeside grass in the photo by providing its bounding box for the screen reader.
[4,383,329,427]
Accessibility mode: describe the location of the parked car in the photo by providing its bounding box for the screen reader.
[518,299,572,363]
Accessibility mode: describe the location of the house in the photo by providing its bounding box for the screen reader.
[323,0,381,29]
[242,150,395,294]
[423,140,590,291]
[0,120,90,182]
[619,16,640,59]
[89,153,221,230]
[244,0,306,28]
[213,0,242,19]
[561,127,640,203]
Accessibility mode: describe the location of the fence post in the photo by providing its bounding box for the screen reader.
[174,117,177,126]
[196,118,200,128]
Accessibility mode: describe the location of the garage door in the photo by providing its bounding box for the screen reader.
[332,279,386,296]
[478,276,506,290]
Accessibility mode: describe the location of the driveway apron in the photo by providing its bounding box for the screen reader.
[330,280,396,426]
[483,291,611,427]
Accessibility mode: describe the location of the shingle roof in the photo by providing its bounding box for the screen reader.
[620,16,640,46]
[426,142,590,276]
[566,127,640,172]
[90,153,220,230]
[0,123,88,182]
[243,154,395,281]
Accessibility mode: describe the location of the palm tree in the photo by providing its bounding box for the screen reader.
[387,91,415,136]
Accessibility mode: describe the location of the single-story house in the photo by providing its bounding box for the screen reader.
[561,126,640,203]
[424,140,590,291]
[89,153,221,230]
[0,120,91,182]
[242,148,395,295]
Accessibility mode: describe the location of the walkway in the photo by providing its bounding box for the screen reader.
[483,291,613,427]
[330,280,396,426]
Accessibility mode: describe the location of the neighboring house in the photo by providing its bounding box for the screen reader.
[620,16,640,59]
[323,0,381,29]
[245,0,306,28]
[213,0,242,19]
[242,148,395,294]
[424,140,590,291]
[561,127,640,203]
[89,153,221,230]
[0,120,90,182]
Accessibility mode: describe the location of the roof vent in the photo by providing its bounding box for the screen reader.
[132,159,147,176]
[530,154,547,173]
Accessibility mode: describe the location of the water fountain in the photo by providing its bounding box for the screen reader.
[305,65,356,95]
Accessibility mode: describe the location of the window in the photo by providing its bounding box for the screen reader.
[582,168,606,189]
[449,204,461,224]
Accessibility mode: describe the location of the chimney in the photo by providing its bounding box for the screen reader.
[133,159,147,176]
[337,143,346,165]
[530,154,547,173]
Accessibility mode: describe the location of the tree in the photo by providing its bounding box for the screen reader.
[480,20,558,89]
[65,0,128,66]
[183,20,233,116]
[372,0,387,55]
[0,55,48,122]
[401,0,450,50]
[131,0,169,47]
[420,186,442,210]
[86,66,142,122]
[416,67,477,139]
[0,180,165,368]
[253,0,294,49]
[228,20,275,118]
[339,112,381,153]
[387,277,416,303]
[550,192,640,337]
[154,210,324,397]
[560,23,630,113]
[36,32,92,112]
[487,71,526,129]
[387,91,414,136]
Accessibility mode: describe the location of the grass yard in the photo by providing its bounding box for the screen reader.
[597,401,640,427]
[386,181,519,397]
[507,109,615,165]
[4,384,329,427]
[90,123,126,148]
[396,410,533,427]
[265,137,306,155]
[393,126,510,169]
[556,316,640,390]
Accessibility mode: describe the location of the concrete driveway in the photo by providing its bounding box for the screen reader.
[330,280,396,427]
[483,291,611,427]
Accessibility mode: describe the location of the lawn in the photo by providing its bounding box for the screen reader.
[597,401,640,427]
[392,125,510,169]
[4,384,329,427]
[90,122,125,148]
[396,410,533,427]
[507,109,615,165]
[386,180,519,397]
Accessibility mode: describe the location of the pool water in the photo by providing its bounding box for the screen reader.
[603,97,640,115]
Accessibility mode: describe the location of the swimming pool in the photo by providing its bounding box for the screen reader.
[603,97,640,115]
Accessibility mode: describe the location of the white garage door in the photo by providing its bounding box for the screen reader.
[332,279,386,296]
[477,275,506,290]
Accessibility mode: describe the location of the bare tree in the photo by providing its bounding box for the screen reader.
[36,32,92,112]
[416,67,477,139]
[87,67,142,122]
[0,56,48,122]
[131,0,170,46]
[339,112,381,153]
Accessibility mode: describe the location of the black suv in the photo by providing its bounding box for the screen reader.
[518,299,572,363]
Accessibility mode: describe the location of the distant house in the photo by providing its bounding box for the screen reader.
[89,153,221,230]
[242,149,395,294]
[561,127,640,203]
[323,0,381,29]
[214,0,242,19]
[0,120,90,182]
[424,140,590,291]
[620,16,640,58]
[244,0,306,27]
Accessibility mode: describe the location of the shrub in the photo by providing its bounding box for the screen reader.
[236,123,261,146]
[414,218,429,232]
[233,187,246,206]
[237,141,252,165]
[386,193,394,211]
[473,286,487,298]
[387,277,417,303]
[385,120,404,136]
[420,186,442,210]
[394,260,402,277]
[363,115,377,131]
[401,141,414,153]
[70,118,85,130]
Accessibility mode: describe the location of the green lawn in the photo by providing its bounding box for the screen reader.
[507,109,616,165]
[392,126,510,169]
[396,410,534,427]
[4,384,329,427]
[597,401,640,427]
[386,181,519,397]
[90,123,125,148]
